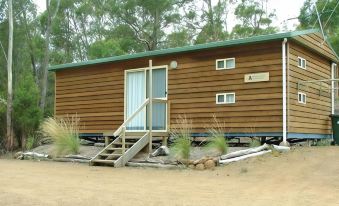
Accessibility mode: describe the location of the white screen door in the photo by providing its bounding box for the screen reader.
[147,68,167,130]
[126,70,146,130]
[125,67,167,131]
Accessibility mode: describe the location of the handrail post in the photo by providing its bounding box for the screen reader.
[148,59,153,153]
[121,126,126,166]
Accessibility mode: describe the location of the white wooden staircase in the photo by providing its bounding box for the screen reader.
[89,129,149,167]
[89,98,156,167]
[89,62,169,168]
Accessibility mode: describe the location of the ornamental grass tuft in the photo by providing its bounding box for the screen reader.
[41,115,81,156]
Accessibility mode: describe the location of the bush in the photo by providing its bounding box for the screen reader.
[315,139,332,146]
[170,115,192,161]
[205,115,228,155]
[249,138,261,148]
[41,115,80,156]
[13,71,42,149]
[25,134,41,150]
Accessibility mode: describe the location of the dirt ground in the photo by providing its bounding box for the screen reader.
[1,147,339,206]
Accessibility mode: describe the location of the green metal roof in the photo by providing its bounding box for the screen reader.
[49,29,325,71]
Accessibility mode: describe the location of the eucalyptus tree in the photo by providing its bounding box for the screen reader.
[231,0,277,38]
[40,0,60,114]
[6,0,13,150]
[108,0,187,51]
[298,0,339,54]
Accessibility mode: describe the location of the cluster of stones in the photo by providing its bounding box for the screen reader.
[184,157,219,170]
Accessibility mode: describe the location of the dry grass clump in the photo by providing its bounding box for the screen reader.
[205,115,228,155]
[170,115,192,161]
[41,115,80,156]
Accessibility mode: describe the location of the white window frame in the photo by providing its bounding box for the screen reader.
[216,58,235,70]
[216,92,236,104]
[297,57,307,70]
[298,92,307,104]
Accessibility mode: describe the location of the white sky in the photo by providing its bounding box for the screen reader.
[32,0,306,31]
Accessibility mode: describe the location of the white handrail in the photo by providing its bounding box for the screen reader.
[113,98,150,137]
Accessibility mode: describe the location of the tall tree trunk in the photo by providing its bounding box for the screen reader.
[6,0,13,150]
[40,0,52,114]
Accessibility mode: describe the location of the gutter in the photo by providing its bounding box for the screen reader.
[282,38,288,145]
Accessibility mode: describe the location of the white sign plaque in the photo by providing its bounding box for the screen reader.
[244,72,270,83]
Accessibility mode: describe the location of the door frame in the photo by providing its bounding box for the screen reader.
[124,65,168,132]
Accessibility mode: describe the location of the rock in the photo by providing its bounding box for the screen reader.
[279,141,290,147]
[14,151,23,159]
[179,159,193,165]
[193,157,209,165]
[94,143,105,147]
[213,157,220,166]
[80,140,94,146]
[204,159,215,169]
[195,163,205,170]
[151,146,170,157]
[188,164,195,169]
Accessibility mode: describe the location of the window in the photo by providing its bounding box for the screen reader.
[298,57,306,69]
[298,92,306,104]
[216,58,235,70]
[216,93,235,104]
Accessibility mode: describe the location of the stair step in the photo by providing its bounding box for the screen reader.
[106,147,125,151]
[91,159,114,164]
[112,142,135,145]
[99,153,121,157]
[124,136,142,139]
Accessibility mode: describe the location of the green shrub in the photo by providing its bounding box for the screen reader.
[41,115,80,156]
[25,134,41,150]
[170,115,192,161]
[315,139,332,146]
[249,138,261,148]
[205,115,228,155]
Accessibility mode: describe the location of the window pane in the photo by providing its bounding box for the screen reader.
[217,94,225,103]
[226,59,235,69]
[302,59,306,68]
[298,58,302,67]
[217,60,225,69]
[226,93,235,103]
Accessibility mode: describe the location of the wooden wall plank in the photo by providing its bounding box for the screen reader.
[55,41,283,134]
[288,41,332,134]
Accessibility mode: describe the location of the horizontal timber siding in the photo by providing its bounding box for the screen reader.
[55,41,283,134]
[287,41,332,135]
[292,32,337,61]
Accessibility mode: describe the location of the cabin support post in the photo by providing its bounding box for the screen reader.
[148,59,153,153]
[281,38,288,146]
[105,136,109,146]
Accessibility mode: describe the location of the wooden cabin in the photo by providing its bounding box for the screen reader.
[50,29,338,166]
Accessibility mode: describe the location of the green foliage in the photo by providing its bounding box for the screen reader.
[109,0,188,50]
[205,116,228,155]
[315,139,332,146]
[166,29,191,48]
[298,0,339,54]
[89,39,125,59]
[249,139,261,148]
[41,115,80,156]
[231,0,277,38]
[170,116,192,161]
[13,71,42,148]
[25,134,41,150]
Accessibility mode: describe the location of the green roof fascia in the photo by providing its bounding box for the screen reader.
[49,29,319,71]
